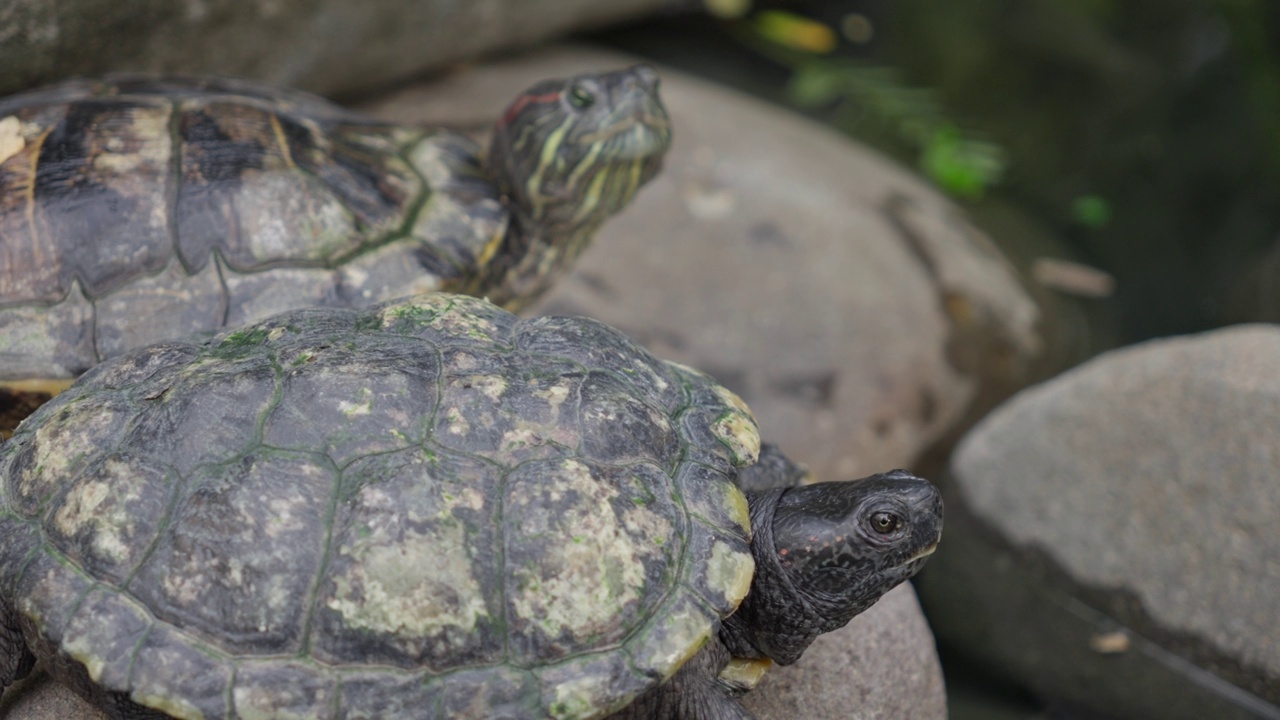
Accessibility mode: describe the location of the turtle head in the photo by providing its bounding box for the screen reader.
[489,65,671,238]
[724,470,943,665]
[771,471,942,616]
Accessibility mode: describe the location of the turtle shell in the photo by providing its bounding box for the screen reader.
[0,74,505,383]
[0,294,760,719]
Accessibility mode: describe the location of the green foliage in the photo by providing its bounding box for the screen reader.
[735,15,1006,199]
[1071,195,1112,229]
[787,59,1005,198]
[921,127,1006,200]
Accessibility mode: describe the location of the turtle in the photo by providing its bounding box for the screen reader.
[0,293,942,720]
[0,66,670,434]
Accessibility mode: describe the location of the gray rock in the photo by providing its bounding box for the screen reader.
[0,668,104,720]
[918,324,1280,719]
[0,0,665,97]
[742,584,948,720]
[362,44,1044,483]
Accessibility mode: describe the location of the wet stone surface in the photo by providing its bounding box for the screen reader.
[918,325,1280,719]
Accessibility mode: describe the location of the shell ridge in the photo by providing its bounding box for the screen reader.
[117,456,187,589]
[295,450,344,660]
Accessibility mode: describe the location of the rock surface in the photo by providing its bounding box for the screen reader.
[917,324,1280,719]
[0,0,665,97]
[0,670,103,720]
[742,584,947,719]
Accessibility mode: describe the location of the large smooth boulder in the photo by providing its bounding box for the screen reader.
[0,0,663,97]
[918,324,1280,719]
[743,584,948,719]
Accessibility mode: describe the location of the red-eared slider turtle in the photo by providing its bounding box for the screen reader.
[0,294,942,720]
[0,67,669,433]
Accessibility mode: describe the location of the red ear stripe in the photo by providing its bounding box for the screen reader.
[499,91,563,129]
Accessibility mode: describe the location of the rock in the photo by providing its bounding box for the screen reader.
[0,668,105,720]
[0,0,665,98]
[742,584,947,720]
[917,324,1280,719]
[361,44,1044,483]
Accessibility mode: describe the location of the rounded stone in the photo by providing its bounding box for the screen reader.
[741,584,946,719]
[0,0,668,97]
[918,324,1280,718]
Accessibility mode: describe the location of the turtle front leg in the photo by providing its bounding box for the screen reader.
[606,643,753,720]
[1,596,36,693]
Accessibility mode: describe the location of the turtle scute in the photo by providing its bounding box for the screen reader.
[0,292,763,720]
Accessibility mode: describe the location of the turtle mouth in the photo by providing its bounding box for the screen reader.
[576,115,671,158]
[906,543,938,564]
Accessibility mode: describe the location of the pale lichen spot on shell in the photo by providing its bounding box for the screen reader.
[508,459,671,644]
[533,382,571,409]
[628,597,714,681]
[15,401,123,511]
[51,471,140,566]
[378,295,500,342]
[470,374,508,402]
[60,631,108,684]
[712,409,761,468]
[338,387,374,418]
[90,119,169,175]
[445,406,471,436]
[712,385,755,418]
[723,483,751,537]
[0,115,25,165]
[234,683,329,720]
[548,674,612,720]
[706,539,754,609]
[326,486,489,643]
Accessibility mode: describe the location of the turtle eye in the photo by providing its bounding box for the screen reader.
[870,511,902,535]
[567,84,596,110]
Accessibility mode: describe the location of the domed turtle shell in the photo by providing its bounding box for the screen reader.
[0,293,759,719]
[0,68,669,396]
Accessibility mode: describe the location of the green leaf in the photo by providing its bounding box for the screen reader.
[1071,195,1112,228]
[787,65,847,107]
